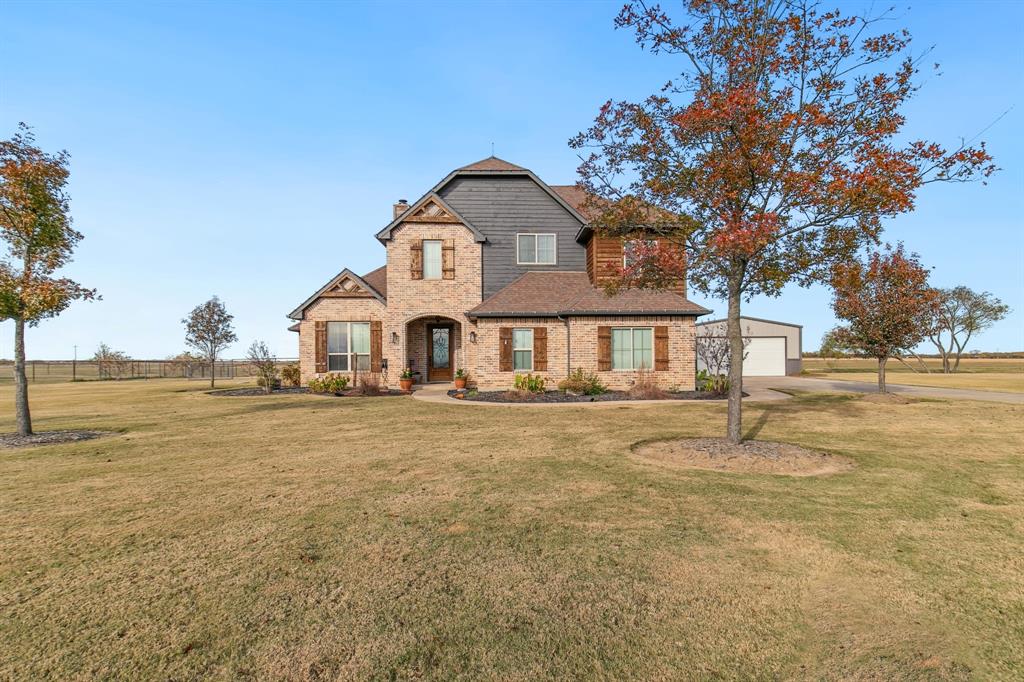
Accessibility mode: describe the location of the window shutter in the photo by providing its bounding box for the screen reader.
[533,327,548,371]
[370,320,383,372]
[314,321,327,373]
[597,326,611,371]
[499,327,513,372]
[410,240,423,279]
[442,238,455,280]
[654,326,669,371]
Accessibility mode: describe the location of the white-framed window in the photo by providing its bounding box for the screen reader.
[611,327,653,370]
[623,239,658,269]
[513,328,534,371]
[327,322,371,371]
[516,233,556,265]
[423,240,442,279]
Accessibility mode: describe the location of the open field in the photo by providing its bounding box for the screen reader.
[804,357,1024,393]
[2,380,1023,679]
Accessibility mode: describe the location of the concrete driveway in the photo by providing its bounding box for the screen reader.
[745,376,1024,404]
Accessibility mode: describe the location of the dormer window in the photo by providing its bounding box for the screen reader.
[517,233,556,265]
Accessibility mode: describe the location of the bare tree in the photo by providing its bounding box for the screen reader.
[183,296,237,388]
[696,326,750,377]
[246,340,278,394]
[927,287,1010,373]
[92,342,129,380]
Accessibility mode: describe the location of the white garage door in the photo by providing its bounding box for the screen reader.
[742,337,787,376]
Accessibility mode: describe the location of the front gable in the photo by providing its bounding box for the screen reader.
[287,268,386,320]
[375,192,486,244]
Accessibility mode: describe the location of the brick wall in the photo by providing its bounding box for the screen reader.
[297,220,483,386]
[472,317,569,390]
[298,298,388,384]
[383,222,483,382]
[568,316,696,390]
[471,315,696,391]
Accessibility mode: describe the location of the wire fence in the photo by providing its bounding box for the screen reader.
[0,359,300,384]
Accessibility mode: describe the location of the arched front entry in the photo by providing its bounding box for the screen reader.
[404,315,463,383]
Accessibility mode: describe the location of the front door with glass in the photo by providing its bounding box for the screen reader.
[426,324,453,382]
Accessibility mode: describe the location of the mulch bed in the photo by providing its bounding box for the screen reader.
[210,387,406,398]
[0,430,113,449]
[459,390,737,403]
[631,437,855,476]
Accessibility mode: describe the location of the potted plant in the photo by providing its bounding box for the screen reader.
[399,367,415,392]
[454,368,468,389]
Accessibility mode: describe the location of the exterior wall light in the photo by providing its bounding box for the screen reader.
[469,331,477,343]
[391,332,399,344]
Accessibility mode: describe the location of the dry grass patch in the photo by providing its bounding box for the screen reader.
[632,437,855,476]
[1,379,1022,679]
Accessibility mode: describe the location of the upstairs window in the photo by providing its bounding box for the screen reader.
[611,327,653,370]
[327,322,371,371]
[623,239,658,269]
[512,328,534,371]
[423,240,442,279]
[517,233,556,265]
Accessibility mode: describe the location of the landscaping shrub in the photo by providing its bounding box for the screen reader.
[280,363,301,387]
[557,368,606,395]
[354,373,384,396]
[628,366,670,400]
[308,374,350,393]
[246,340,279,394]
[255,376,282,390]
[696,369,730,394]
[513,373,545,393]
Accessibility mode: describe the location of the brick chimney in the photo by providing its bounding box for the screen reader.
[393,199,409,220]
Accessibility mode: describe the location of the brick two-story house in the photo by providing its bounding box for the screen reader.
[287,157,710,390]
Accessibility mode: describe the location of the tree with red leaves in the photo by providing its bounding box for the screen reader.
[1,124,98,436]
[830,244,937,393]
[570,0,995,442]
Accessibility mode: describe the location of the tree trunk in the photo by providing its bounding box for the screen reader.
[209,358,215,388]
[877,356,888,393]
[725,276,744,444]
[13,317,33,436]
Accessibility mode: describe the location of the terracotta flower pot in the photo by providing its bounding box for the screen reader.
[400,378,414,392]
[454,377,467,389]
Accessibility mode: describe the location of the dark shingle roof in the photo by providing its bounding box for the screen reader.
[549,185,604,221]
[458,156,527,172]
[467,272,710,318]
[361,265,387,298]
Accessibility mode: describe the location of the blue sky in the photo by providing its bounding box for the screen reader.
[1,0,1021,360]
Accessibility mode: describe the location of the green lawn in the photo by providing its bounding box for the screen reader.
[2,379,1022,679]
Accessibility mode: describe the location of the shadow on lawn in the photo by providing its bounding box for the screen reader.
[743,392,879,441]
